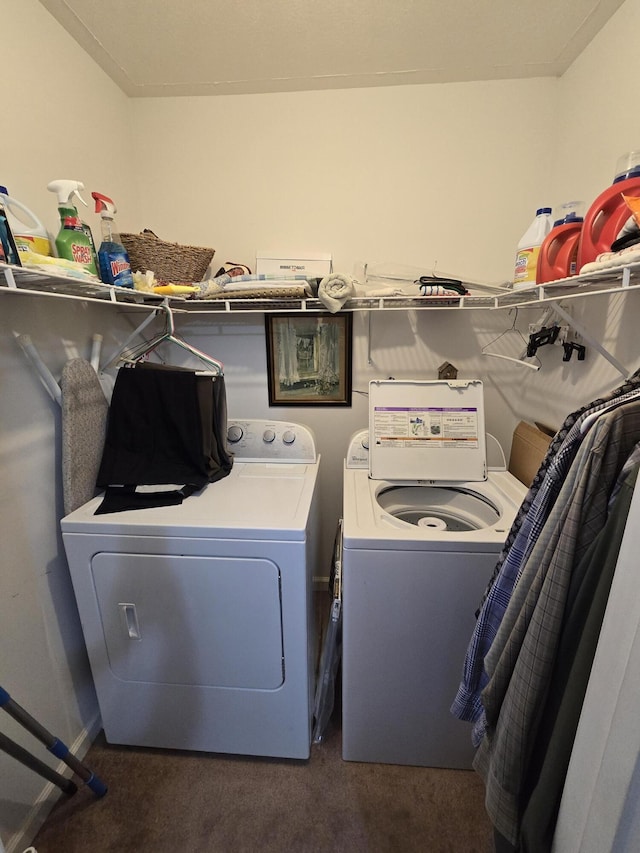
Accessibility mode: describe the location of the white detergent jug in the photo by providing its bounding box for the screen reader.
[0,186,52,258]
[513,206,553,289]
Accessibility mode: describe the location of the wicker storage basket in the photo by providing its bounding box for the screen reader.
[121,229,215,282]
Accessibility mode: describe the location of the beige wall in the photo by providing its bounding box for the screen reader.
[551,0,640,205]
[1,0,639,850]
[128,78,558,284]
[2,2,137,241]
[1,2,139,850]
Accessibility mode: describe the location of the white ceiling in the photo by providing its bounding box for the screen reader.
[38,0,625,98]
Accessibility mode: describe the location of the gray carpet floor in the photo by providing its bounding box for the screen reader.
[32,596,493,852]
[32,717,493,853]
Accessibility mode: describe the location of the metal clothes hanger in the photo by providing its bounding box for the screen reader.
[481,308,541,371]
[579,387,640,435]
[120,302,224,375]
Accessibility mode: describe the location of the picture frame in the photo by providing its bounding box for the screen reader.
[265,313,353,406]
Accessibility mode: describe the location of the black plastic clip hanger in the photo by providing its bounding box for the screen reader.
[526,325,560,358]
[562,341,586,362]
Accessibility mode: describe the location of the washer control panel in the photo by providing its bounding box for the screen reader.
[227,419,317,463]
[346,429,370,468]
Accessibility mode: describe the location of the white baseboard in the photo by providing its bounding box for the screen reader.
[5,712,101,853]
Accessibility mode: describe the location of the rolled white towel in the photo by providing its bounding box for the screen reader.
[318,273,354,313]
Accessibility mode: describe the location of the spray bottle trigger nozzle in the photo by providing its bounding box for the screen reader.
[91,192,116,217]
[47,179,88,207]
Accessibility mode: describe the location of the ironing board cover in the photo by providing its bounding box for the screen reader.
[60,359,109,515]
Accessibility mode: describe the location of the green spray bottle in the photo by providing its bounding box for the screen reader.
[47,179,98,275]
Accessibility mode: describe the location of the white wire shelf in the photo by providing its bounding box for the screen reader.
[493,261,640,307]
[3,261,640,313]
[0,263,164,308]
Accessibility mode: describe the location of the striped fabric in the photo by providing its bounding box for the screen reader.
[451,387,640,744]
[473,400,640,845]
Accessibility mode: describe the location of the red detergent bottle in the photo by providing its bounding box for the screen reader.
[537,202,584,284]
[577,151,640,272]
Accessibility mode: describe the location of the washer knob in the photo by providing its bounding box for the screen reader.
[263,429,276,443]
[362,435,370,450]
[282,429,296,445]
[227,424,243,443]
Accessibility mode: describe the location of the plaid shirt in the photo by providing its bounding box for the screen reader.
[451,387,640,744]
[473,400,640,845]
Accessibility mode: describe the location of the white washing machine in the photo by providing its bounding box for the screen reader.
[62,419,320,760]
[341,380,526,768]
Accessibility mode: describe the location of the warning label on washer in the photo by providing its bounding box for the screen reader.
[373,406,479,448]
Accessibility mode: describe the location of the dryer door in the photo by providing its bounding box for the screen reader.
[91,552,284,689]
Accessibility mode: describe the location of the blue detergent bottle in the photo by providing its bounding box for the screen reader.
[91,191,134,287]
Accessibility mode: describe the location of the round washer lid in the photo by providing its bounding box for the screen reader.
[368,379,487,482]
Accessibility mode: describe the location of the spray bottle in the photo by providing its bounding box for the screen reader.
[47,180,97,275]
[91,192,134,288]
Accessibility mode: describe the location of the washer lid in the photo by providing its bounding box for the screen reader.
[369,379,487,482]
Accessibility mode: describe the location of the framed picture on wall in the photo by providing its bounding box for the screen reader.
[265,313,353,406]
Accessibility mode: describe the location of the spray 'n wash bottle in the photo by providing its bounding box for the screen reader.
[47,180,98,275]
[91,192,134,288]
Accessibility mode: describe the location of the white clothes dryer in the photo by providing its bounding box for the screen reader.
[62,419,320,760]
[341,380,526,768]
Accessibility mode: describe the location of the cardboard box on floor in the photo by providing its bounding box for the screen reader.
[508,421,555,487]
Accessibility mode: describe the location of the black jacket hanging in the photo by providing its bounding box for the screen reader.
[95,363,232,513]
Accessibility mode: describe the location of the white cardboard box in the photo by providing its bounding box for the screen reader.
[256,250,332,279]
